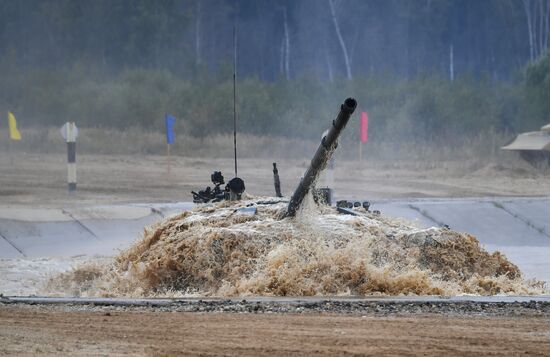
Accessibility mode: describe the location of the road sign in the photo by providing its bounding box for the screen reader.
[60,122,78,142]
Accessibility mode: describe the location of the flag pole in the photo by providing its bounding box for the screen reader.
[7,111,21,166]
[167,142,171,175]
[165,112,171,176]
[8,136,13,166]
[359,111,368,163]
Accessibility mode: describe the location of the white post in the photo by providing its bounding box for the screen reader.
[61,122,78,193]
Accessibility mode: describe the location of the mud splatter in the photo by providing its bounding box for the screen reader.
[47,197,547,297]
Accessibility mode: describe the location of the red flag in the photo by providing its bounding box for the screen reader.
[360,112,368,143]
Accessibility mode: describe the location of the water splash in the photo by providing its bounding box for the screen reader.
[47,197,547,297]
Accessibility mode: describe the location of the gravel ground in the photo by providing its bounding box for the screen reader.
[2,298,550,317]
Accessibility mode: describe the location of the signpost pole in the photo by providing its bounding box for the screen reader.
[61,122,78,193]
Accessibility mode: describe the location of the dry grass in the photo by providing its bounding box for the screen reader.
[1,127,318,159]
[1,126,528,167]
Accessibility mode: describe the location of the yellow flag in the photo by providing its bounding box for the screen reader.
[8,112,21,140]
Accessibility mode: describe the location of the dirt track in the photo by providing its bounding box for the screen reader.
[1,305,549,356]
[2,153,550,208]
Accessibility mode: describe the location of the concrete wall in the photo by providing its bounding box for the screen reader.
[0,203,193,258]
[375,198,550,282]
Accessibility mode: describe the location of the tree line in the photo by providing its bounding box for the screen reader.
[0,0,549,144]
[1,0,548,80]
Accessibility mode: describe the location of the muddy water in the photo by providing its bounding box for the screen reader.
[48,197,547,297]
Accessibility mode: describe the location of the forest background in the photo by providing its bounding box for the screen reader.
[1,0,550,160]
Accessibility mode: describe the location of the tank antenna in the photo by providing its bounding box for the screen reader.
[233,25,238,177]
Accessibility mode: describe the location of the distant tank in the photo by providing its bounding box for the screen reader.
[501,123,550,167]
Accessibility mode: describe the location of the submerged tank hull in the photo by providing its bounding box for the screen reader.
[502,124,550,167]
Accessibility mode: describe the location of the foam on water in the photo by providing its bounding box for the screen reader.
[47,196,547,297]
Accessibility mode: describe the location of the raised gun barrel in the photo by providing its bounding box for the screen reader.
[285,97,357,217]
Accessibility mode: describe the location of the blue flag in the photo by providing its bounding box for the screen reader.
[165,114,176,144]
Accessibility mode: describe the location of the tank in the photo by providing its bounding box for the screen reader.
[501,124,550,167]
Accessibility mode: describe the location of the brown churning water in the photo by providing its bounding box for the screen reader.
[49,196,547,297]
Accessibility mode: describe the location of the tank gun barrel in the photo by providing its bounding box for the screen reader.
[284,98,357,217]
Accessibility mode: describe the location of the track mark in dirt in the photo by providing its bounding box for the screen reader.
[1,305,549,356]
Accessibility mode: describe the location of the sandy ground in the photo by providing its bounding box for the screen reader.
[2,152,550,208]
[1,305,549,356]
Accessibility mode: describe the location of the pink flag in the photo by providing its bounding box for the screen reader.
[360,112,368,143]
